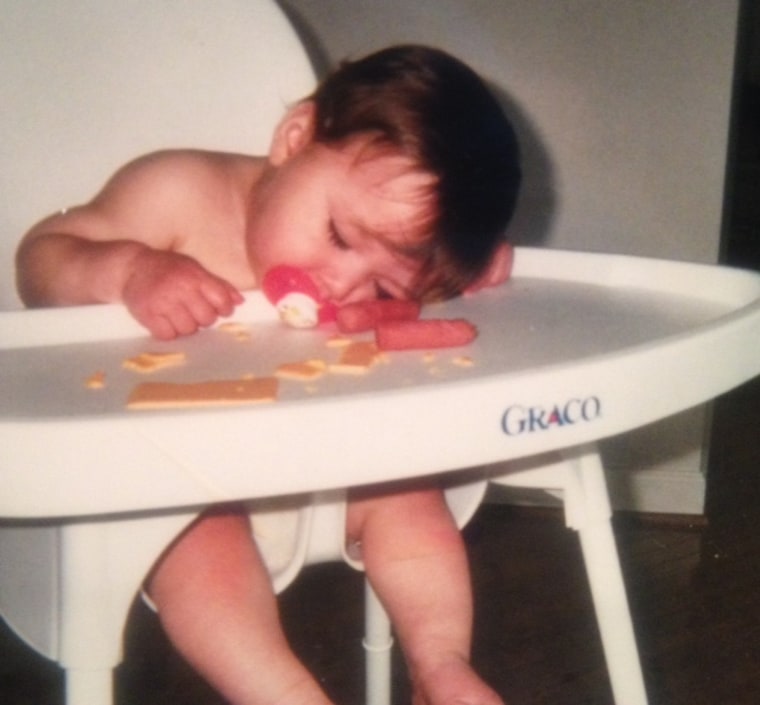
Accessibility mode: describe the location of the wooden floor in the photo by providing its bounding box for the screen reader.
[1,375,759,704]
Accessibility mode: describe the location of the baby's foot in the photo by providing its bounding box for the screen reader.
[411,655,504,705]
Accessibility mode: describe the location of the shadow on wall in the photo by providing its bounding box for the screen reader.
[277,2,333,79]
[278,1,556,249]
[490,84,556,248]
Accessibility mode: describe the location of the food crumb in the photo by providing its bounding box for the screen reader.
[276,359,328,381]
[217,321,248,333]
[85,371,106,389]
[452,355,474,367]
[217,321,251,341]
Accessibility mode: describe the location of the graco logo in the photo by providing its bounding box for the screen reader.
[501,396,602,436]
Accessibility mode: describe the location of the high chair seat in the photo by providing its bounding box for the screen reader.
[252,478,488,593]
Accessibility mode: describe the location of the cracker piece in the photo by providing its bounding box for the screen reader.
[217,321,251,340]
[123,351,187,374]
[127,377,278,409]
[217,321,248,334]
[452,355,475,367]
[85,371,106,389]
[329,341,379,375]
[275,359,328,381]
[326,336,352,348]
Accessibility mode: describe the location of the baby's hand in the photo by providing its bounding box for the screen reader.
[122,249,243,339]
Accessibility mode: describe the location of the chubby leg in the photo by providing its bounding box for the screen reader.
[347,484,504,705]
[146,504,334,705]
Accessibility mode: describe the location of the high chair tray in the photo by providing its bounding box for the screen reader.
[2,247,759,518]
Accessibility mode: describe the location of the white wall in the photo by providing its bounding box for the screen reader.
[282,0,737,262]
[281,0,740,512]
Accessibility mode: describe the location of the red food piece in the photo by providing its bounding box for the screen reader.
[375,319,478,351]
[336,299,421,333]
[262,265,320,304]
[263,265,337,326]
[318,300,339,324]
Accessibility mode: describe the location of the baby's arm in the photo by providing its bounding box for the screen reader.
[16,152,243,339]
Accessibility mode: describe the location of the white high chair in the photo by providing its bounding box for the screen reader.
[0,2,489,703]
[7,3,757,705]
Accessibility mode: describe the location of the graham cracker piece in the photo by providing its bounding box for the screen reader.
[329,341,380,375]
[275,359,328,381]
[122,351,187,374]
[127,377,278,409]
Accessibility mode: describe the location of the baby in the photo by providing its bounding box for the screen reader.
[16,45,520,705]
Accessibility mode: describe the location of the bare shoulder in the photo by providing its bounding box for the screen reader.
[23,149,260,251]
[99,149,256,210]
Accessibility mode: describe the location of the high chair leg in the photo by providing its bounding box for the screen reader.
[65,667,114,705]
[58,512,199,705]
[489,444,649,705]
[363,580,393,705]
[568,448,649,705]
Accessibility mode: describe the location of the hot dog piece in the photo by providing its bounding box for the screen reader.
[336,299,421,333]
[375,319,478,350]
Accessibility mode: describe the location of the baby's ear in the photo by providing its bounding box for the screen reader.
[269,101,316,165]
[464,242,515,294]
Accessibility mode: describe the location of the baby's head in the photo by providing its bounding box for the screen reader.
[309,44,521,300]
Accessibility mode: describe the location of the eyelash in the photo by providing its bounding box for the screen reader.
[375,284,393,300]
[329,221,350,251]
[328,220,395,300]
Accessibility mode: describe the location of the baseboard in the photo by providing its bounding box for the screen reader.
[486,406,710,516]
[487,462,707,515]
[603,463,706,514]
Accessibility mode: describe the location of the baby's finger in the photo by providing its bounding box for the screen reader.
[201,278,243,316]
[143,313,181,341]
[175,303,207,337]
[184,292,222,329]
[147,302,200,339]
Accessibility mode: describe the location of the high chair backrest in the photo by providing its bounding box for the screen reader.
[0,0,316,309]
[0,0,315,662]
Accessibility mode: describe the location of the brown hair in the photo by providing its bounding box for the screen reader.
[310,44,521,299]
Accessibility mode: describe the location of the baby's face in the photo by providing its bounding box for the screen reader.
[245,136,436,304]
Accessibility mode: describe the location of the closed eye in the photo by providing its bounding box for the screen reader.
[329,220,350,251]
[375,282,394,299]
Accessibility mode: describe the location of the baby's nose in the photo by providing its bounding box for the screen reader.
[326,268,376,304]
